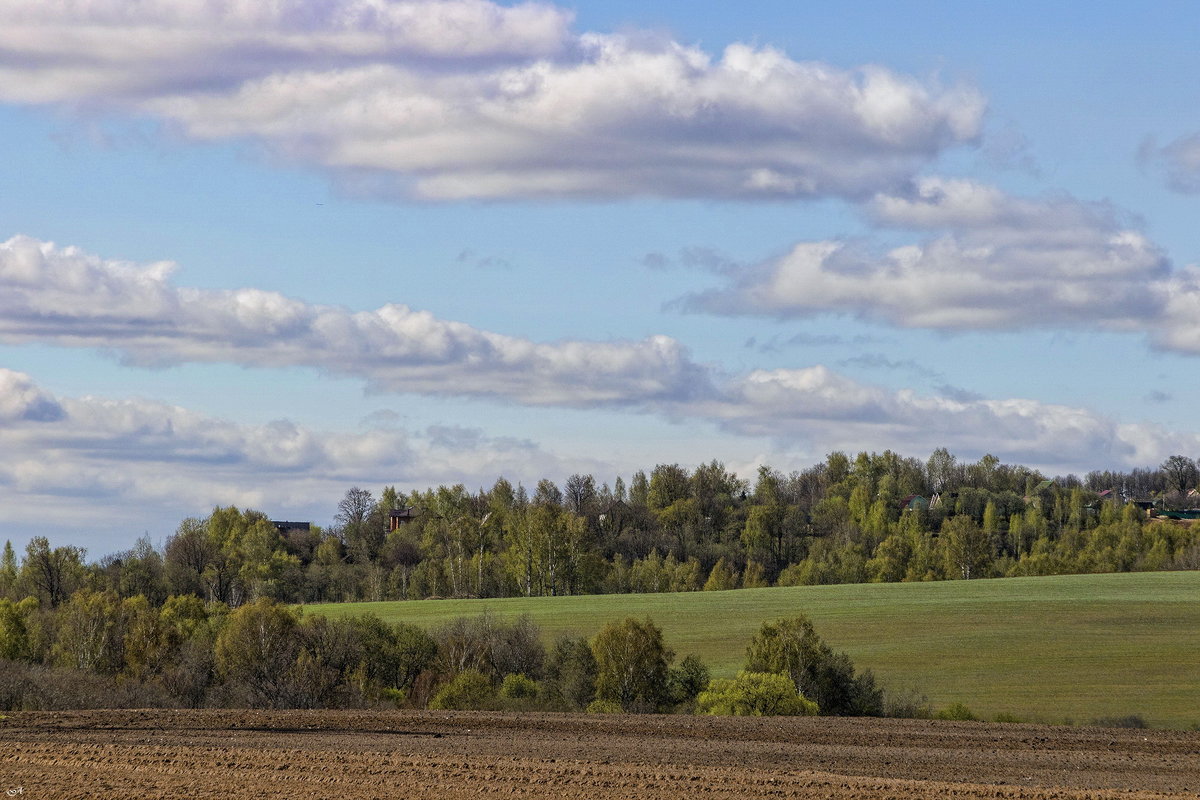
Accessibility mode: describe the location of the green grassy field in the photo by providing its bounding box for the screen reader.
[305,571,1200,727]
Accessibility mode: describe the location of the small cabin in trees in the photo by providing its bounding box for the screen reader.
[388,506,419,532]
[271,520,311,535]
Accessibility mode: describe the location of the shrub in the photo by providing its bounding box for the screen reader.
[696,671,819,717]
[883,686,932,719]
[0,659,173,710]
[434,613,544,683]
[541,635,597,711]
[745,616,882,716]
[934,702,978,721]
[668,654,710,708]
[489,615,545,680]
[428,670,494,710]
[213,598,301,708]
[499,673,538,700]
[346,615,436,694]
[591,618,672,713]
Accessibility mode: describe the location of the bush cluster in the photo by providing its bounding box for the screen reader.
[0,594,888,720]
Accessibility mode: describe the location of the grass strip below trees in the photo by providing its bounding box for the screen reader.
[306,570,1200,728]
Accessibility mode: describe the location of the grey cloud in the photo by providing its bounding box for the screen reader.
[0,369,66,422]
[643,247,742,275]
[1140,133,1200,194]
[0,367,597,535]
[0,1,984,201]
[838,353,942,381]
[934,384,986,404]
[456,249,514,270]
[749,332,885,353]
[641,252,671,271]
[978,123,1039,176]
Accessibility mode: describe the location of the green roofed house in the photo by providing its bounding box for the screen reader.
[900,494,928,512]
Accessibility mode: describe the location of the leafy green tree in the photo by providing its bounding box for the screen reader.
[498,672,538,700]
[541,634,598,711]
[825,451,851,485]
[52,589,124,673]
[157,595,222,707]
[0,597,35,661]
[667,653,710,708]
[237,522,302,601]
[0,541,18,598]
[591,617,672,712]
[942,515,990,580]
[428,669,494,710]
[21,536,86,607]
[926,447,959,493]
[703,557,738,591]
[647,464,690,511]
[742,504,785,571]
[690,460,745,529]
[121,594,166,679]
[866,533,910,582]
[346,615,436,694]
[697,671,819,716]
[629,470,650,508]
[214,598,301,707]
[741,561,769,588]
[745,616,882,716]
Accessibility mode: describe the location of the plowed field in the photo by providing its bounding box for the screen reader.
[3,709,1198,799]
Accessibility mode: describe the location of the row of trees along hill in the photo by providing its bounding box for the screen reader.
[2,450,1199,609]
[1,593,888,718]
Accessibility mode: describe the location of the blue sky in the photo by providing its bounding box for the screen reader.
[1,0,1199,555]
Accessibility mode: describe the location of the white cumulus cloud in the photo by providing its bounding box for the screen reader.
[0,235,713,407]
[687,366,1200,473]
[678,179,1199,342]
[0,0,984,200]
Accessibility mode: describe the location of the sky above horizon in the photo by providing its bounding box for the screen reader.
[2,0,1199,556]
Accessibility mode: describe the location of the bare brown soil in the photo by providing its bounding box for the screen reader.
[2,709,1198,799]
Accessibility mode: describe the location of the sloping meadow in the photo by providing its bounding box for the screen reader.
[306,571,1200,728]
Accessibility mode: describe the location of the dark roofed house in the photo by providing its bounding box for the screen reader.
[388,505,420,531]
[272,520,311,534]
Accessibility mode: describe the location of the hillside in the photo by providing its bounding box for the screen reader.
[307,571,1200,727]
